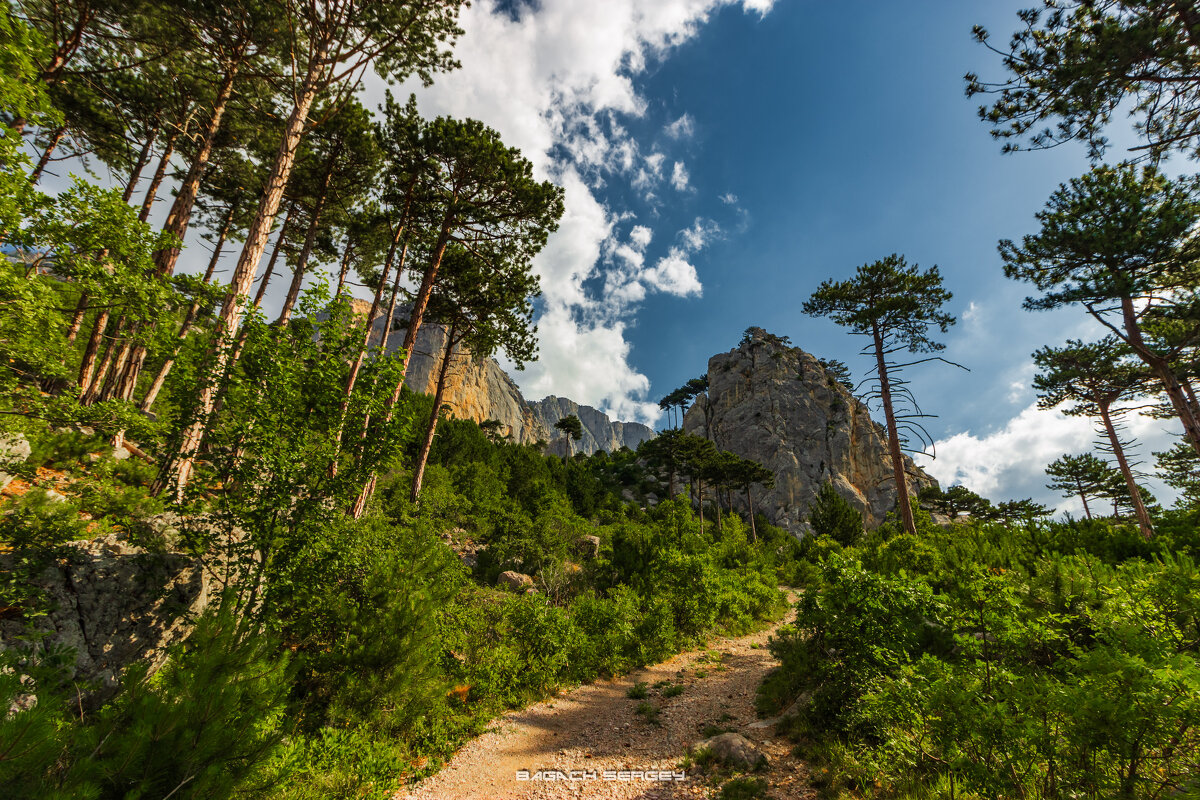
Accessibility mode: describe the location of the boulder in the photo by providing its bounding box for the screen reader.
[497,570,534,592]
[692,732,768,770]
[574,535,601,560]
[0,433,31,491]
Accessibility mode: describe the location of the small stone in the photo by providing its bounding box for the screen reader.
[111,446,131,461]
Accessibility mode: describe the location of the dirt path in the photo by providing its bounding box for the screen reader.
[398,603,813,800]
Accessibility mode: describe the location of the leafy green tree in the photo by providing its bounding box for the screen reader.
[1033,337,1155,538]
[1001,164,1200,457]
[807,481,863,546]
[967,1,1200,160]
[1045,452,1114,520]
[803,254,957,536]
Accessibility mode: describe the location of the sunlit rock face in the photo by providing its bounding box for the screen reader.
[357,304,650,452]
[684,327,937,534]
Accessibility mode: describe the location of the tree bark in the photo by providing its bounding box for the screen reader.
[78,309,111,392]
[140,204,237,412]
[334,244,354,300]
[276,163,336,326]
[1077,479,1093,520]
[154,61,241,276]
[1117,297,1200,457]
[411,325,458,502]
[1099,403,1154,539]
[697,478,704,534]
[160,48,329,499]
[873,325,917,536]
[138,130,178,223]
[122,125,159,204]
[249,203,295,310]
[29,125,67,185]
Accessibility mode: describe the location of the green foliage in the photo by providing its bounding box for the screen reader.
[968,2,1200,160]
[806,481,863,545]
[720,776,768,800]
[768,509,1200,799]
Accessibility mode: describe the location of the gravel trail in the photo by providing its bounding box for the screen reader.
[397,602,812,800]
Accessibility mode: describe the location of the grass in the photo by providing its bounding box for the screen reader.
[662,684,684,698]
[634,701,660,725]
[626,682,648,699]
[720,776,768,799]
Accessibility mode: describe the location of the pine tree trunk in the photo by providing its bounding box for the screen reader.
[874,325,916,536]
[29,125,67,184]
[276,168,335,326]
[82,316,124,403]
[78,309,111,392]
[351,214,452,516]
[698,479,704,533]
[1099,403,1154,539]
[252,203,296,309]
[334,244,354,300]
[140,205,237,412]
[123,126,159,203]
[65,293,89,344]
[154,61,241,276]
[332,211,408,463]
[411,325,458,502]
[138,131,178,223]
[1077,480,1093,520]
[160,49,328,499]
[1118,297,1200,457]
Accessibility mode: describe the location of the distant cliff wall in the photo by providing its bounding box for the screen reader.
[357,305,650,453]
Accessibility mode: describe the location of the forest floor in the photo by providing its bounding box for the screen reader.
[397,597,813,800]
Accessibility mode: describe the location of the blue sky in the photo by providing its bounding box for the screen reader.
[395,0,1185,510]
[45,0,1179,510]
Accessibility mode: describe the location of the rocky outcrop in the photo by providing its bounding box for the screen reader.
[0,527,210,701]
[684,328,936,533]
[358,305,650,453]
[529,396,655,456]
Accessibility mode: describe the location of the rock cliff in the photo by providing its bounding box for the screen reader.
[684,327,936,533]
[357,305,650,454]
[529,396,655,456]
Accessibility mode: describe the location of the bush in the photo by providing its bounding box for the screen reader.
[806,481,862,546]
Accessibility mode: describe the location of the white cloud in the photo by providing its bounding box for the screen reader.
[670,160,691,191]
[665,113,695,139]
[719,192,738,205]
[914,401,1182,514]
[384,0,774,424]
[961,301,980,322]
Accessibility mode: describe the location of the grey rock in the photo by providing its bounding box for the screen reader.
[497,571,534,592]
[683,328,937,533]
[574,535,601,560]
[530,396,654,456]
[352,302,652,454]
[111,446,131,461]
[0,433,32,466]
[692,732,767,769]
[0,531,211,705]
[43,489,67,503]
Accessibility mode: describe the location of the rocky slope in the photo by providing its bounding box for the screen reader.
[684,327,936,532]
[359,307,651,454]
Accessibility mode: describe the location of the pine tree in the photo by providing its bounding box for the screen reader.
[803,254,957,537]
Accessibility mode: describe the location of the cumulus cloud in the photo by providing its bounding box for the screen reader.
[665,113,696,139]
[719,192,739,205]
[670,161,691,191]
[386,0,774,424]
[914,401,1182,514]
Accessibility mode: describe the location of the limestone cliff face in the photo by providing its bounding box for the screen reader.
[683,328,936,533]
[359,307,648,452]
[529,396,655,456]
